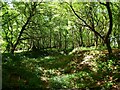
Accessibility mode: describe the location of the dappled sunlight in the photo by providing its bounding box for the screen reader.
[81,55,93,64]
[2,1,120,89]
[44,56,56,59]
[2,49,120,89]
[49,71,96,89]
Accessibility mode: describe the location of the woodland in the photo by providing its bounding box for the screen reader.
[1,0,120,90]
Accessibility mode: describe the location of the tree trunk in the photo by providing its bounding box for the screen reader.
[64,35,67,50]
[105,38,112,56]
[59,30,62,49]
[105,2,113,56]
[94,33,98,48]
[117,34,120,49]
[72,29,74,49]
[11,46,15,54]
[79,27,84,46]
[50,29,52,48]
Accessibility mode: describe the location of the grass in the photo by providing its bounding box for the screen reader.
[2,48,120,89]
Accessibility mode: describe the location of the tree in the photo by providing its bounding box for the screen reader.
[98,0,113,55]
[67,1,113,56]
[2,1,119,56]
[2,2,38,54]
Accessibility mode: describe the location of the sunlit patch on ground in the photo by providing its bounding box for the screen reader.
[2,49,120,89]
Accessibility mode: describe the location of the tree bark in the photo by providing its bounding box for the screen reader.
[105,2,113,55]
[105,38,112,54]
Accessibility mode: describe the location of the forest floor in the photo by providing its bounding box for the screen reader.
[2,48,120,90]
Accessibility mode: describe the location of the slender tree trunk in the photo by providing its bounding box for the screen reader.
[117,32,120,49]
[59,30,62,49]
[94,33,98,48]
[53,34,56,48]
[87,31,90,47]
[79,27,83,46]
[64,35,67,50]
[72,29,74,49]
[50,29,52,48]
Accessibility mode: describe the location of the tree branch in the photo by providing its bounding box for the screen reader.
[2,13,20,26]
[97,0,107,6]
[11,3,38,53]
[67,3,103,39]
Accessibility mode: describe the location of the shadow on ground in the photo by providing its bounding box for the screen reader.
[2,49,120,90]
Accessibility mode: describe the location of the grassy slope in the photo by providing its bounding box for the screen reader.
[2,48,120,89]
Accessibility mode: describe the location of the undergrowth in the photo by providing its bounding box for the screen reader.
[2,48,120,89]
